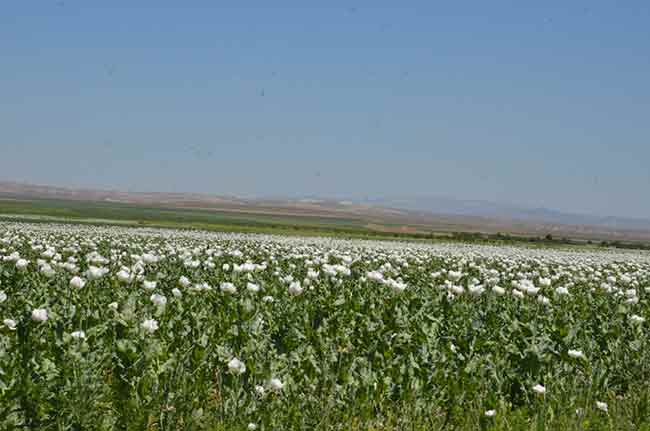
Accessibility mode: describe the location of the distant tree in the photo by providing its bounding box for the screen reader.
[545,233,554,241]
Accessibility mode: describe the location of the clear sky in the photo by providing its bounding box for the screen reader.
[1,1,649,218]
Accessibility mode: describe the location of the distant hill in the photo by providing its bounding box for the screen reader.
[1,181,650,242]
[364,196,650,232]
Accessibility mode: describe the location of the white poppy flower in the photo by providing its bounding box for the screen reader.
[15,259,29,271]
[568,349,585,360]
[141,319,159,333]
[625,296,639,305]
[31,308,49,322]
[269,377,284,392]
[537,295,551,306]
[388,279,407,293]
[40,264,56,278]
[532,384,546,395]
[220,282,237,294]
[117,269,132,283]
[150,294,167,307]
[86,266,108,280]
[288,281,304,296]
[468,284,485,296]
[227,358,246,375]
[70,276,86,289]
[555,286,569,296]
[450,285,464,296]
[178,276,191,288]
[70,330,86,340]
[630,315,645,324]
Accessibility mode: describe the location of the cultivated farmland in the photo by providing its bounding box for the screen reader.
[1,222,650,430]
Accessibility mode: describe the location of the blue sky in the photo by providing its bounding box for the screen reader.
[1,1,649,218]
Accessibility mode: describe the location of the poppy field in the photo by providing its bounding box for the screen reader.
[1,221,650,430]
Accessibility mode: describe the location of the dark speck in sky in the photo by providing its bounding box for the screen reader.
[105,64,116,77]
[186,145,214,160]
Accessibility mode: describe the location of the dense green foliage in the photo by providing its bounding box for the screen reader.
[1,222,650,430]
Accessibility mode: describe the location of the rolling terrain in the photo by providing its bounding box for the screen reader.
[1,181,650,243]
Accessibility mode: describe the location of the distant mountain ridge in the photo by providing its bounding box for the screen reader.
[1,181,650,240]
[363,196,650,232]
